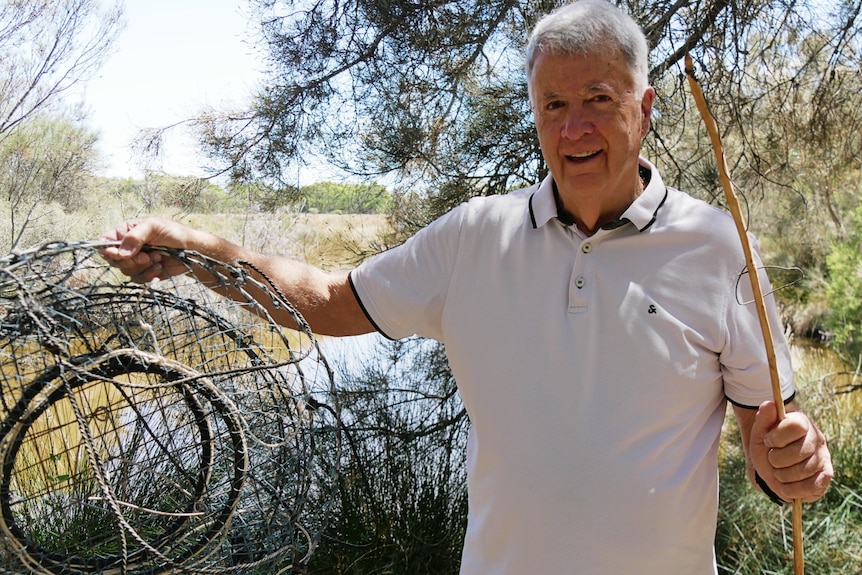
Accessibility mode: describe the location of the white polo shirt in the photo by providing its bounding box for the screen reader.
[349,158,795,575]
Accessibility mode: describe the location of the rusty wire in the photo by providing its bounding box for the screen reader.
[0,240,341,574]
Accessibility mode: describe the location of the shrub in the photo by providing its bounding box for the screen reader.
[824,204,862,363]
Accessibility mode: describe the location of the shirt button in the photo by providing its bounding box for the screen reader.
[582,243,592,253]
[575,277,586,289]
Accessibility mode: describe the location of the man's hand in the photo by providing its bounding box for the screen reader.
[99,218,192,283]
[748,401,833,503]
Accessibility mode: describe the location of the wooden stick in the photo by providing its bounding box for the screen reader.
[684,53,804,575]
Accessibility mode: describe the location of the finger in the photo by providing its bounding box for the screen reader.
[764,412,811,450]
[133,250,160,267]
[778,467,834,503]
[771,449,827,483]
[132,254,190,284]
[130,266,163,284]
[767,445,807,472]
[128,256,168,283]
[748,401,785,495]
[99,244,155,281]
[766,434,818,470]
[770,416,830,472]
[98,228,121,243]
[110,249,155,271]
[769,417,832,503]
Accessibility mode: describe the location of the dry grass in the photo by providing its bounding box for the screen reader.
[181,212,391,270]
[2,196,391,273]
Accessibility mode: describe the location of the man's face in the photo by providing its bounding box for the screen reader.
[530,48,654,226]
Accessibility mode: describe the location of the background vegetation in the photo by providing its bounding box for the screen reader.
[2,0,862,573]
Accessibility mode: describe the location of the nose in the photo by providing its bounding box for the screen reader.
[561,107,593,140]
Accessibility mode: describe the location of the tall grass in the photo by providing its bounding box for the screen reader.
[716,344,862,574]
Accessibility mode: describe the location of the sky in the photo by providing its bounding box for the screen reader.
[81,0,263,180]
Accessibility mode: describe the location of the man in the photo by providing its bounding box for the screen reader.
[101,1,832,573]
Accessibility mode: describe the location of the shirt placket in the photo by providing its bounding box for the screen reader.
[568,237,594,314]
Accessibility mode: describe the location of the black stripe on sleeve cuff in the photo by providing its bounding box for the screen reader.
[725,391,796,410]
[347,271,396,341]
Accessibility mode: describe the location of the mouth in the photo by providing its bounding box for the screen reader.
[565,150,602,163]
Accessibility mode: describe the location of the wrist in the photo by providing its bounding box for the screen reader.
[755,471,788,505]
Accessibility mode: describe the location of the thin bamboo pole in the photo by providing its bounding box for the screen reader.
[684,53,804,575]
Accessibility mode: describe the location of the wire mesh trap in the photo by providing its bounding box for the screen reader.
[0,241,342,575]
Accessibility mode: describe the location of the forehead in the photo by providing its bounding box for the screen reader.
[528,49,637,97]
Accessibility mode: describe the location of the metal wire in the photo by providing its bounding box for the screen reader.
[0,241,342,574]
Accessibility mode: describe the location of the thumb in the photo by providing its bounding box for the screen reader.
[99,220,148,261]
[116,237,141,259]
[749,401,781,483]
[116,222,151,258]
[751,401,779,446]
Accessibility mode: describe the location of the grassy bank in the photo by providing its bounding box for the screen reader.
[716,343,862,574]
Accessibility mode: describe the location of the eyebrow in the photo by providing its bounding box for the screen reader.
[585,82,617,94]
[539,91,563,101]
[539,82,619,101]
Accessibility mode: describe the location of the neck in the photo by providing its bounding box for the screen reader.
[554,171,645,235]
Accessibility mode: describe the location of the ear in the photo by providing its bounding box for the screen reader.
[640,87,656,137]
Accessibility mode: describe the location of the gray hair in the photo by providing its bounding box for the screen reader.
[525,0,650,93]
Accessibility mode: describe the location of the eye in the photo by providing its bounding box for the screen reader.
[545,100,566,111]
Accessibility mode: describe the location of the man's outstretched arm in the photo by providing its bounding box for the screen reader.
[100,217,375,337]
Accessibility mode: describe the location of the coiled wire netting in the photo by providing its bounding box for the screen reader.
[0,241,342,574]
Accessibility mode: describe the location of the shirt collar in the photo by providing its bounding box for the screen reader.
[528,157,668,232]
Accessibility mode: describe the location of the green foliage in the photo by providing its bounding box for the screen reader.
[229,181,301,213]
[0,0,122,250]
[825,204,862,362]
[301,182,392,214]
[0,116,98,250]
[223,181,391,215]
[155,175,229,215]
[716,347,862,574]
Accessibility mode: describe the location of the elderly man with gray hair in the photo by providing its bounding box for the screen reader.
[101,1,832,573]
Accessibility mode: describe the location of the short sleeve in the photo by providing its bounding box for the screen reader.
[349,205,467,341]
[720,237,795,408]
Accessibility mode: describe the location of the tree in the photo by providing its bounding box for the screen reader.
[0,0,123,250]
[0,116,98,250]
[190,1,860,230]
[0,0,123,140]
[228,180,301,213]
[137,172,229,215]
